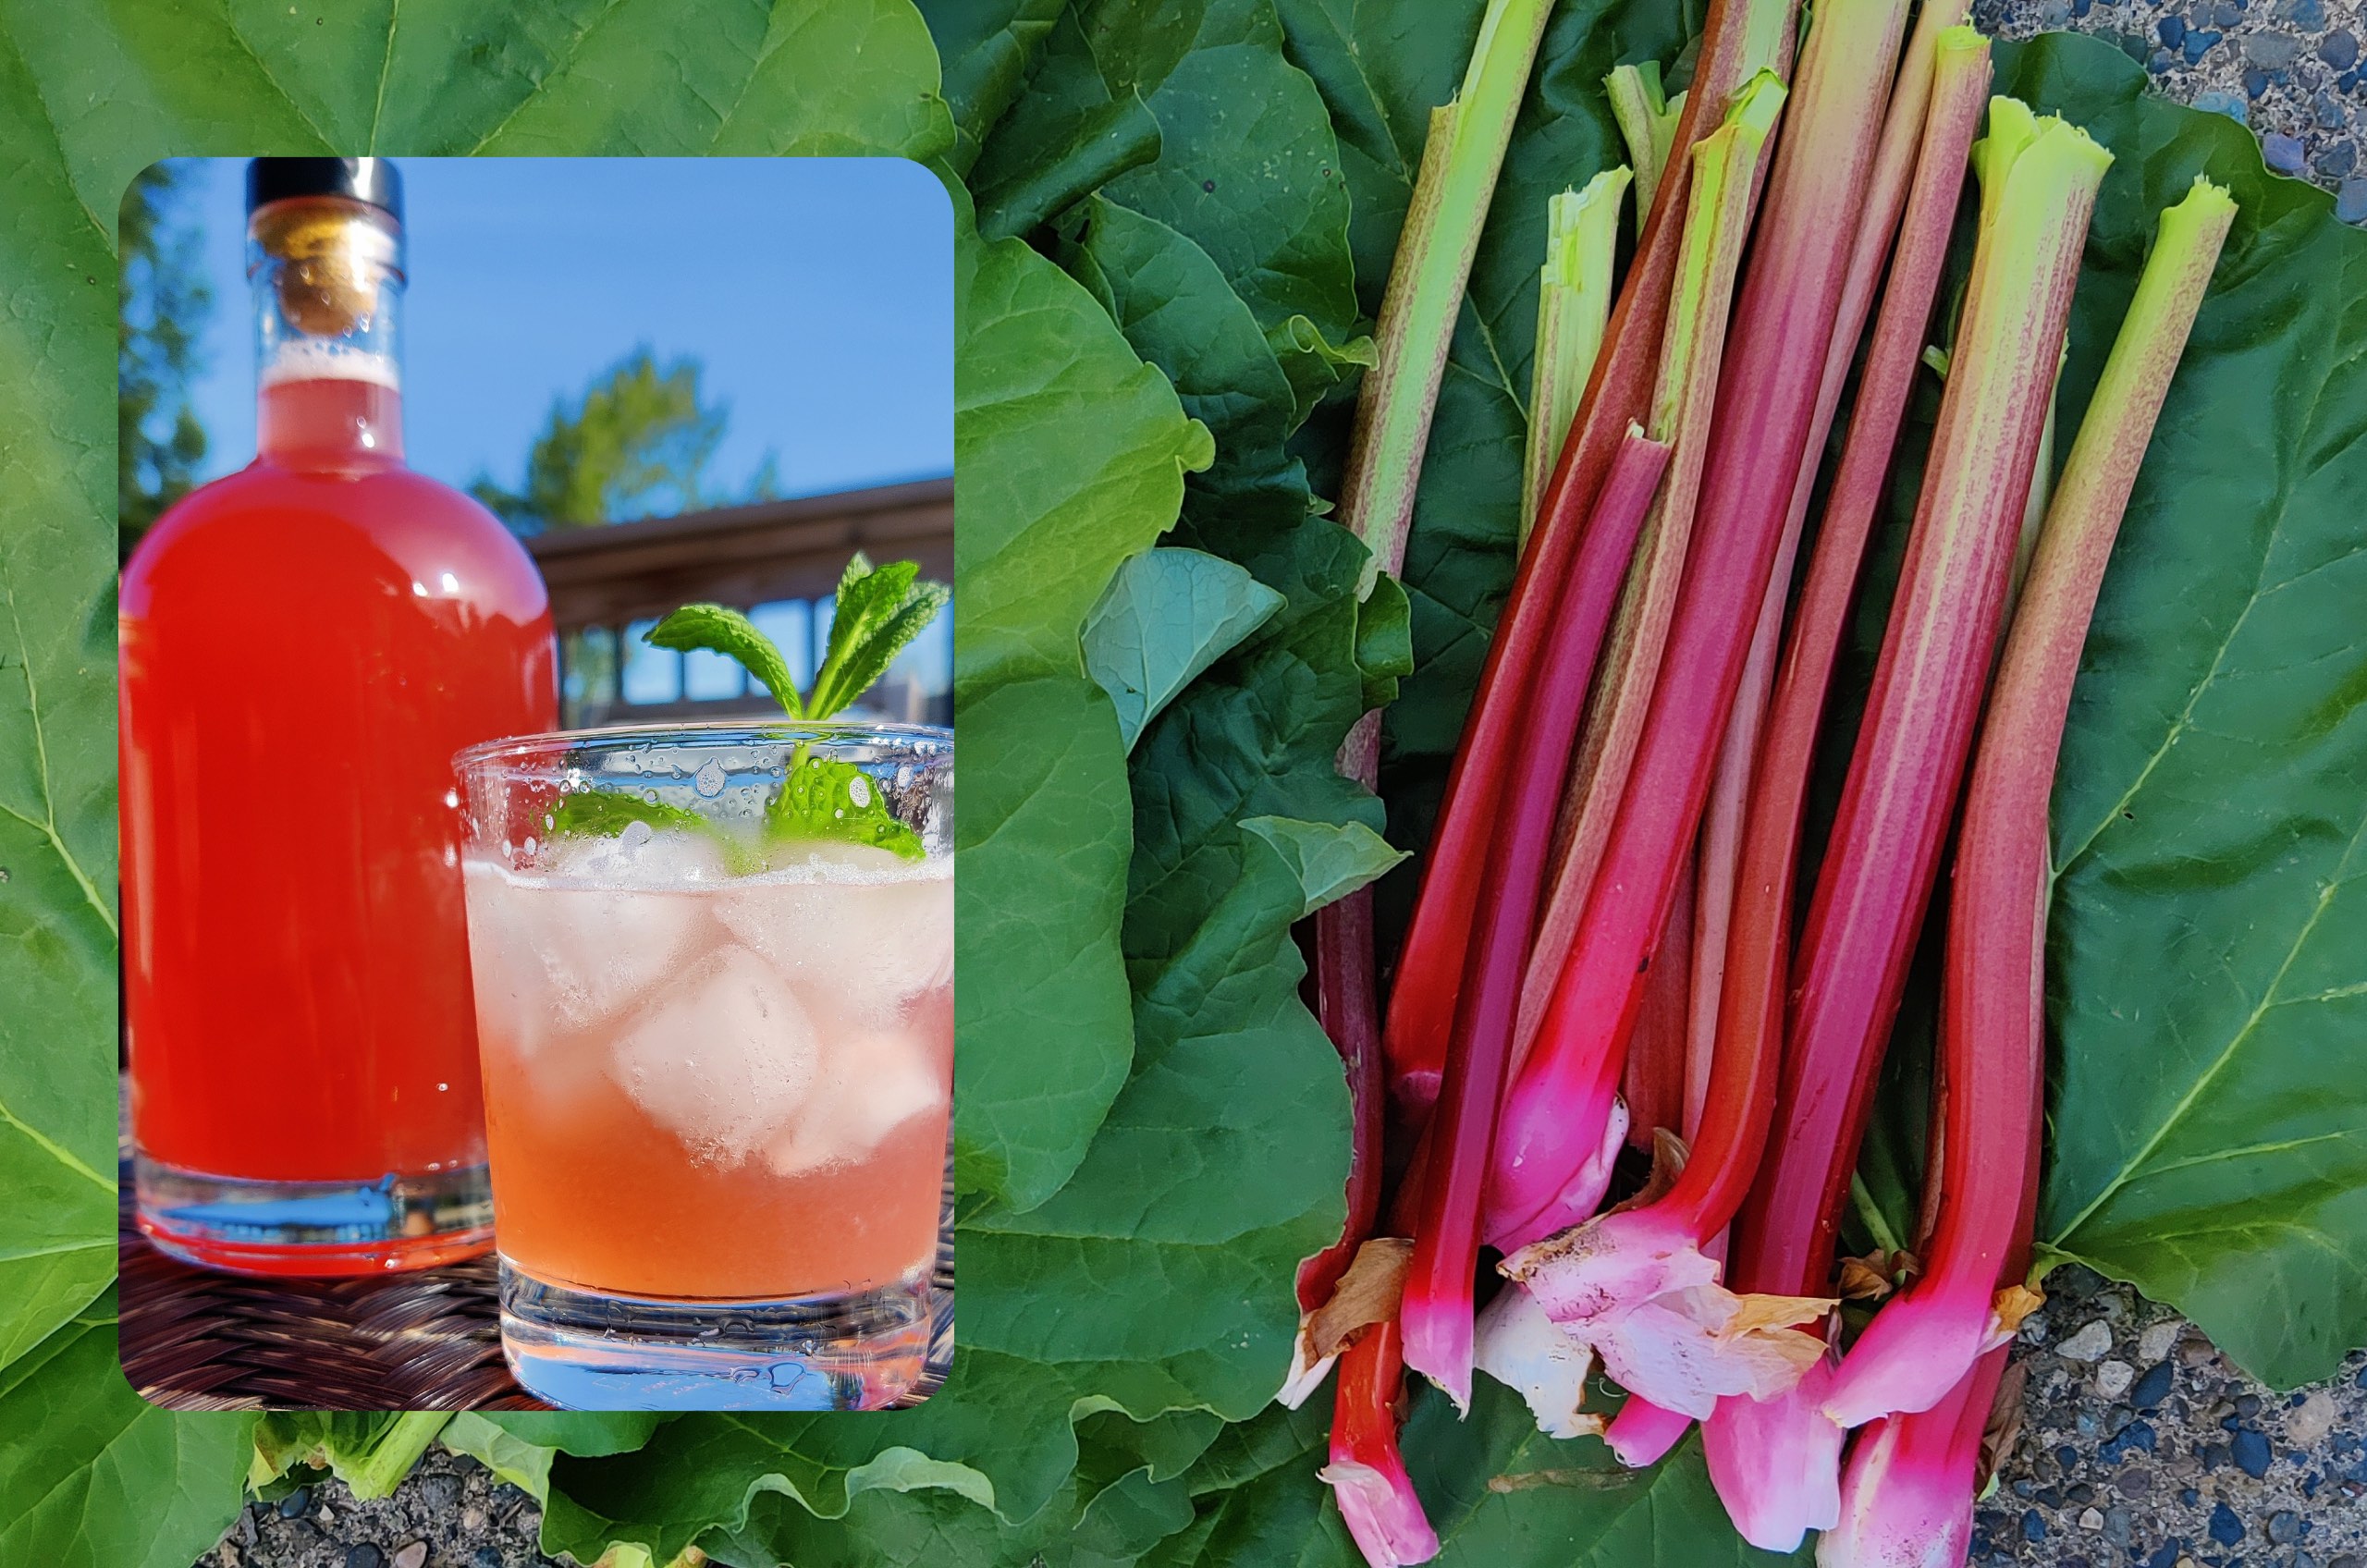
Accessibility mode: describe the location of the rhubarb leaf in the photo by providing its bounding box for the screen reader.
[952,221,1213,703]
[955,677,1135,1207]
[980,0,1361,361]
[1083,548,1287,752]
[1141,1383,1809,1565]
[918,0,1066,176]
[0,1293,256,1568]
[1981,35,2367,1390]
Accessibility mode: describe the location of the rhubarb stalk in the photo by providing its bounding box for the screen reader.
[1379,0,1797,1114]
[1522,171,1632,551]
[1606,62,1687,217]
[1710,91,2107,1552]
[1821,176,2235,1430]
[1483,0,1909,1254]
[1325,1317,1440,1567]
[1286,887,1391,1404]
[1818,1348,2010,1568]
[1529,20,1992,1500]
[1398,430,1674,1410]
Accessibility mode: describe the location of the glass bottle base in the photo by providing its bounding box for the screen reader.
[497,1259,935,1412]
[133,1154,495,1276]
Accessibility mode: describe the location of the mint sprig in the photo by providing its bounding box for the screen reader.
[547,555,946,864]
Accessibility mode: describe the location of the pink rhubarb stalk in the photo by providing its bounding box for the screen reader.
[1380,0,1798,1114]
[1621,849,1696,1148]
[1712,90,2109,1550]
[1325,1318,1440,1567]
[1515,21,1993,1487]
[1694,30,1997,1547]
[1398,431,1673,1409]
[1818,1348,2010,1568]
[1821,175,2235,1430]
[1484,0,1908,1254]
[1287,887,1391,1404]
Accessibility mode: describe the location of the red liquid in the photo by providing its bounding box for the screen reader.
[122,377,556,1211]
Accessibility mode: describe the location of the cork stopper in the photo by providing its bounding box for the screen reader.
[250,198,400,338]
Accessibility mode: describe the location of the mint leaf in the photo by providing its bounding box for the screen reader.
[644,604,807,718]
[810,555,951,718]
[767,754,925,861]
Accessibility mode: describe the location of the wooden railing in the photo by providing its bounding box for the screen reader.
[525,476,954,729]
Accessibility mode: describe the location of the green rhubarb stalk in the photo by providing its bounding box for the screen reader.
[1339,0,1559,604]
[1511,71,1790,1062]
[1521,168,1633,550]
[1606,63,1686,217]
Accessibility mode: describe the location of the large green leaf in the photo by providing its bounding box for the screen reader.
[953,676,1136,1207]
[950,216,1213,702]
[1974,35,2367,1390]
[0,1292,256,1568]
[914,0,1066,175]
[1143,1382,1808,1567]
[0,1,127,1379]
[981,0,1363,375]
[1083,546,1287,751]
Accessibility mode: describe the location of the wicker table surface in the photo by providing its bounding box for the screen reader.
[118,1158,957,1413]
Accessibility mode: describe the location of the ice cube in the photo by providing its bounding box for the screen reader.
[462,862,555,1059]
[717,849,953,1024]
[550,823,730,886]
[609,944,820,1162]
[764,1025,948,1177]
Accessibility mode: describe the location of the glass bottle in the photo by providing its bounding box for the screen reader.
[121,157,557,1274]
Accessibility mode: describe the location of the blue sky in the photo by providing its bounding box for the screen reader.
[175,157,952,501]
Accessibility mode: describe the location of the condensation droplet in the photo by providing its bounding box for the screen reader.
[522,836,537,856]
[694,759,727,797]
[444,789,460,809]
[848,775,872,808]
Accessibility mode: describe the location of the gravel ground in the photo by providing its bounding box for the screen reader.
[1982,1267,2367,1567]
[195,1450,565,1568]
[1975,0,2367,221]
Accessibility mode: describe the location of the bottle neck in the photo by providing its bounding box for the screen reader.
[249,197,408,468]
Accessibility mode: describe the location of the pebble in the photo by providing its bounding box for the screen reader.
[2186,28,2222,60]
[2277,0,2325,27]
[2326,29,2361,70]
[2210,1502,2246,1546]
[2140,1321,2184,1364]
[2315,88,2349,127]
[277,1490,311,1520]
[461,1505,486,1532]
[2023,1509,2048,1543]
[2162,14,2189,43]
[2233,1426,2274,1478]
[345,1547,382,1568]
[317,1506,335,1529]
[2194,87,2251,120]
[2134,1362,2178,1410]
[2316,141,2357,176]
[2062,1320,2116,1362]
[2100,1361,2138,1399]
[2080,1506,2107,1529]
[2267,129,2312,170]
[2247,28,2305,68]
[2272,1510,2306,1545]
[2294,1391,2342,1447]
[472,1550,504,1568]
[391,1546,427,1568]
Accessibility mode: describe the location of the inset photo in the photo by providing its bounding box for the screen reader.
[117,155,953,1414]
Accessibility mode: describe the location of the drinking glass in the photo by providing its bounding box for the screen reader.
[455,722,951,1410]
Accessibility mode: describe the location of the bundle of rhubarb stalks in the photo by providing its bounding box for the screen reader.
[1291,0,2238,1562]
